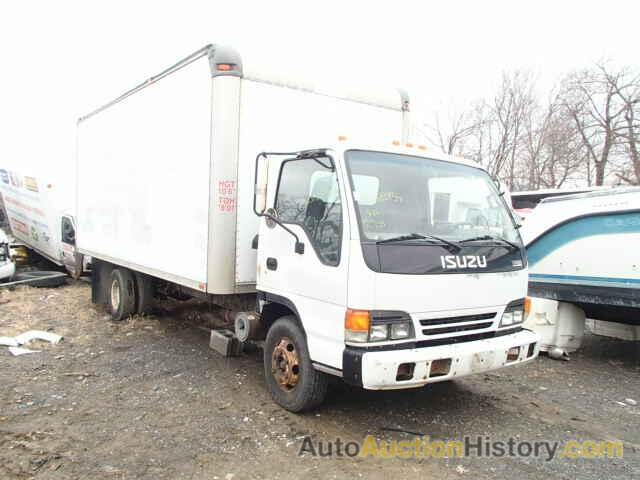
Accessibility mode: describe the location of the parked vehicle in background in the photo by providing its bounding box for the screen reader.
[0,170,86,278]
[73,44,538,411]
[521,187,640,350]
[510,186,611,219]
[0,229,15,281]
[0,192,9,230]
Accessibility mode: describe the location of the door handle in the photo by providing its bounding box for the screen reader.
[266,257,278,271]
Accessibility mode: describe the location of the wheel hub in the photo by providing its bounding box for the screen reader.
[110,279,120,310]
[271,337,300,391]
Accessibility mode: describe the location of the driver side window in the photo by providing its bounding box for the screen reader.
[275,158,342,266]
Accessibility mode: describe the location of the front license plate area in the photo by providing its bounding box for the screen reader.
[471,350,494,372]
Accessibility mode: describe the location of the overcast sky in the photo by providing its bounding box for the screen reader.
[1,0,638,185]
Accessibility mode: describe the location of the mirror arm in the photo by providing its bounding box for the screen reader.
[262,214,305,254]
[253,151,298,217]
[252,151,304,254]
[312,157,334,170]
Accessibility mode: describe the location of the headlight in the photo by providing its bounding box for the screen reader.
[500,299,525,327]
[344,309,415,343]
[501,311,513,326]
[369,325,389,341]
[390,322,412,340]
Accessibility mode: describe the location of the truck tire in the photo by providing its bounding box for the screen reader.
[134,272,154,315]
[264,316,328,412]
[109,268,136,321]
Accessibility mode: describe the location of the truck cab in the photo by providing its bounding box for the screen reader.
[255,142,539,410]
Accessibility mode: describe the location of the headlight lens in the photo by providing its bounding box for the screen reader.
[390,322,412,339]
[500,299,525,327]
[369,324,389,341]
[344,310,414,343]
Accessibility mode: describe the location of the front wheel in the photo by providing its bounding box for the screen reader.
[264,316,328,412]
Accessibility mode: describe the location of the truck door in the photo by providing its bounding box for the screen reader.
[60,216,83,279]
[257,153,348,368]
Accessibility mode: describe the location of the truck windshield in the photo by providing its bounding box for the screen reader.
[345,150,522,246]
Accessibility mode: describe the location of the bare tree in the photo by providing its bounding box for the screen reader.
[421,106,479,155]
[610,68,640,184]
[421,64,639,191]
[463,71,537,188]
[519,90,587,190]
[559,63,630,185]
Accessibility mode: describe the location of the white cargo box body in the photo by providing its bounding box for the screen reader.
[77,45,408,294]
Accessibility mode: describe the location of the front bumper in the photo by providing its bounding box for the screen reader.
[343,329,539,390]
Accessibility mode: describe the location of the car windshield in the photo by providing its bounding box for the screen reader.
[345,150,522,245]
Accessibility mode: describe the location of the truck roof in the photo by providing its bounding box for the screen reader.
[326,140,487,172]
[79,44,409,123]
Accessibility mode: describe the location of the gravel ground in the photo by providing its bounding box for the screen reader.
[1,281,639,479]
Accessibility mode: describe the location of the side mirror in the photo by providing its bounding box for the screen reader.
[255,158,268,215]
[493,176,506,197]
[253,151,306,255]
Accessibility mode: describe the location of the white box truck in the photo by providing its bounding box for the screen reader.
[76,44,539,411]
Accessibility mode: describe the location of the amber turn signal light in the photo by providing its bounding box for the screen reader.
[345,309,370,331]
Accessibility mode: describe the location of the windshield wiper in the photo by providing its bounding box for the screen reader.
[459,235,520,251]
[376,233,427,244]
[376,233,461,251]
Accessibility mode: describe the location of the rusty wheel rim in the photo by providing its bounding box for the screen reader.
[271,337,300,392]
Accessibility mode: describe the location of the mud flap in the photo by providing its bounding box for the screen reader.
[209,329,243,357]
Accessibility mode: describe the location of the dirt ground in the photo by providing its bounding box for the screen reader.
[1,280,639,480]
